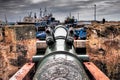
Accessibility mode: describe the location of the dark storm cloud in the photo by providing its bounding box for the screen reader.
[0,0,27,13]
[0,0,120,22]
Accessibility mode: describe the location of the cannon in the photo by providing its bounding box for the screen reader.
[10,25,109,80]
[33,25,90,80]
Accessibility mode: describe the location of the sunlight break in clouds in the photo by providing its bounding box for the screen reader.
[30,0,48,4]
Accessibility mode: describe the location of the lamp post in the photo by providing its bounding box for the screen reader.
[94,4,96,21]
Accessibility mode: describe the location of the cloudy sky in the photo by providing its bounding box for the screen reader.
[0,0,120,22]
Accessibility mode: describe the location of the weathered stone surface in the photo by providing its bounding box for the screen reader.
[0,25,36,80]
[0,28,3,41]
[87,22,120,80]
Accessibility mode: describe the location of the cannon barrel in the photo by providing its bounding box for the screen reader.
[33,25,89,80]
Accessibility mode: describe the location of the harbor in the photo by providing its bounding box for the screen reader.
[0,0,120,80]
